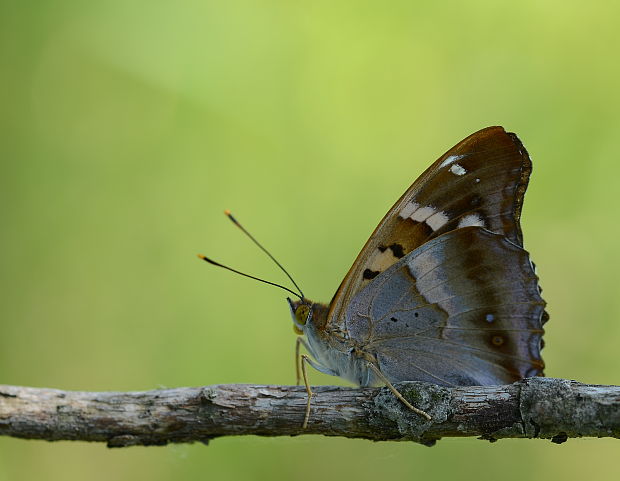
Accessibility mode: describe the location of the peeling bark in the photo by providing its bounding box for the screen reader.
[1,378,618,447]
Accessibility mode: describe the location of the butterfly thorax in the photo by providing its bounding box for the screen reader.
[289,298,380,387]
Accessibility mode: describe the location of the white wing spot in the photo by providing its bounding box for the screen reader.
[485,313,495,323]
[410,205,436,222]
[439,154,467,169]
[401,202,447,230]
[458,213,485,228]
[475,178,481,183]
[399,201,419,219]
[369,249,399,274]
[449,163,467,176]
[426,211,449,231]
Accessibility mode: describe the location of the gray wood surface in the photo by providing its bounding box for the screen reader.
[1,378,618,447]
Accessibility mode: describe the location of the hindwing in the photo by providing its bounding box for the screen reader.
[344,226,546,385]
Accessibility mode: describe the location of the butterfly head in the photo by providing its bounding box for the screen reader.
[287,297,313,335]
[287,297,330,336]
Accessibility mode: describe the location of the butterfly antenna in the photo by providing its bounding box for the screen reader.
[224,210,305,299]
[197,255,303,299]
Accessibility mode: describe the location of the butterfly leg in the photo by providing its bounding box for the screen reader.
[295,337,316,385]
[295,337,304,385]
[299,354,340,428]
[300,354,314,429]
[366,362,432,421]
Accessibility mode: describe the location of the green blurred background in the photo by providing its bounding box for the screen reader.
[1,1,619,480]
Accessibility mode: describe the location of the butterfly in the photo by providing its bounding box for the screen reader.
[201,126,547,429]
[287,126,547,427]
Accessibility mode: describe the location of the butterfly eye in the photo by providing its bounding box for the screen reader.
[295,305,311,325]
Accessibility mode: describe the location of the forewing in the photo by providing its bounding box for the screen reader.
[344,227,546,386]
[328,126,532,325]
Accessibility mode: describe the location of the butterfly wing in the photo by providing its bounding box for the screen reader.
[345,226,546,386]
[327,126,533,326]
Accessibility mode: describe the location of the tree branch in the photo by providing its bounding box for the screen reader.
[1,378,618,447]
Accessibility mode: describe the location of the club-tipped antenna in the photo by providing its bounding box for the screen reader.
[197,255,303,299]
[224,210,305,299]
